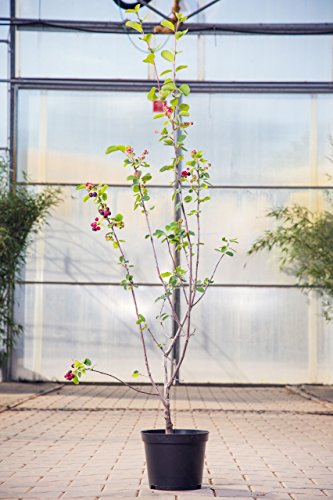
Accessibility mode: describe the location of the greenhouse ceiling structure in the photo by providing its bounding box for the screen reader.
[1,0,333,384]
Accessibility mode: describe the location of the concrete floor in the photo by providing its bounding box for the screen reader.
[0,383,332,499]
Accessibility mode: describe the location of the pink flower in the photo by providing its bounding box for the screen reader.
[181,170,190,178]
[163,103,173,115]
[126,147,134,155]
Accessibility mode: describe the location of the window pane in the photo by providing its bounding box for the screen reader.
[16,0,129,21]
[187,0,333,23]
[180,287,312,383]
[184,188,328,285]
[205,35,333,82]
[318,95,333,181]
[0,43,8,79]
[24,186,174,284]
[318,319,333,383]
[187,94,332,187]
[17,31,197,79]
[18,91,333,188]
[0,84,7,147]
[16,0,333,22]
[17,90,176,184]
[17,30,330,82]
[13,284,169,382]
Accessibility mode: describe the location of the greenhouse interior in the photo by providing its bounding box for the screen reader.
[1,0,333,385]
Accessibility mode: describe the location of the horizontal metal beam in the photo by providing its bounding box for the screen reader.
[12,78,333,94]
[17,280,305,288]
[1,18,333,35]
[17,182,333,190]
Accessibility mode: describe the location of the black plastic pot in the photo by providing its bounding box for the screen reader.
[141,429,209,490]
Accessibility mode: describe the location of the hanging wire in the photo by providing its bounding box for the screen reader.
[115,0,171,54]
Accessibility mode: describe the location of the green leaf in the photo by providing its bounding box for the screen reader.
[161,271,172,278]
[125,20,143,33]
[132,370,140,378]
[83,194,90,202]
[160,20,175,31]
[98,184,108,195]
[147,87,157,101]
[136,314,146,324]
[142,173,152,182]
[153,113,164,119]
[76,184,86,190]
[115,213,123,221]
[160,69,172,76]
[162,82,177,92]
[73,376,79,385]
[226,251,234,257]
[105,145,126,154]
[125,4,141,13]
[143,53,155,64]
[161,50,174,62]
[175,12,187,22]
[83,358,92,366]
[142,33,152,43]
[160,165,173,172]
[175,29,188,40]
[184,195,192,203]
[176,65,188,72]
[179,84,190,96]
[199,196,211,203]
[196,286,205,293]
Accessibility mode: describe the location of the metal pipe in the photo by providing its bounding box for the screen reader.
[10,78,333,94]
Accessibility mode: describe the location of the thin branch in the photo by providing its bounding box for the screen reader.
[193,253,225,307]
[113,231,163,400]
[89,368,160,396]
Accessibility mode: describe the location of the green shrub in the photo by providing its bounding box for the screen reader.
[0,158,61,367]
[249,200,333,320]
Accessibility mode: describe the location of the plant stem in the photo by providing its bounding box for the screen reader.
[113,231,163,401]
[89,368,159,396]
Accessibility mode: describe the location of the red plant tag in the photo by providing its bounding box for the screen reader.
[153,100,164,113]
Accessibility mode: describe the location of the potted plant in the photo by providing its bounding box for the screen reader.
[65,5,237,491]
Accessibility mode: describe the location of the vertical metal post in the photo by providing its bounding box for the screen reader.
[171,97,182,384]
[308,94,319,383]
[5,0,16,381]
[9,0,16,188]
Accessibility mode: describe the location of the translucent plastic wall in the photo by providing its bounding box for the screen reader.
[10,0,333,383]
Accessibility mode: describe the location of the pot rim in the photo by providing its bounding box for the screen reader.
[141,428,209,444]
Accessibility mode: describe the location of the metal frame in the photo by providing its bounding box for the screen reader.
[11,78,333,94]
[1,18,333,35]
[5,0,333,382]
